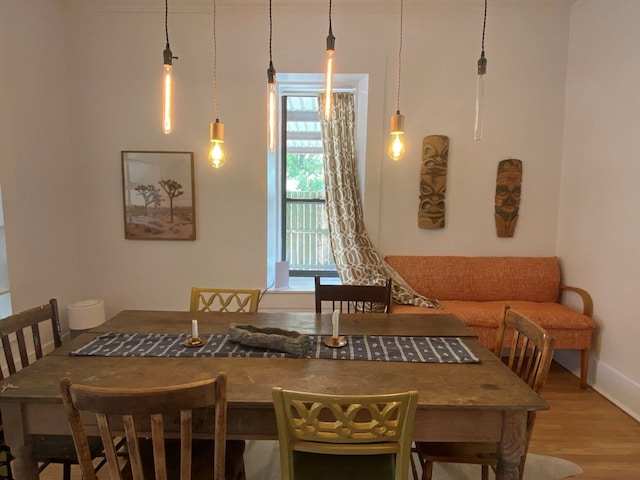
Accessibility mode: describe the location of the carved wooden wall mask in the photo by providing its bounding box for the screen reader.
[495,158,523,237]
[418,135,449,229]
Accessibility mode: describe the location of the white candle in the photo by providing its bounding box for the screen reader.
[332,310,339,338]
[191,319,199,339]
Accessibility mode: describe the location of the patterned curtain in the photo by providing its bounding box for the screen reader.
[318,92,439,308]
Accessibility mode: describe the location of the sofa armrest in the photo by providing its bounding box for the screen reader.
[559,285,593,318]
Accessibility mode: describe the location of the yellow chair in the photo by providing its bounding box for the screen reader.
[190,288,261,313]
[272,387,418,480]
[60,374,246,480]
[412,306,556,480]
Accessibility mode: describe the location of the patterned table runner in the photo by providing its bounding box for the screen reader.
[70,332,480,364]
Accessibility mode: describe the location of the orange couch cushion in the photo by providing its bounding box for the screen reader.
[385,255,560,302]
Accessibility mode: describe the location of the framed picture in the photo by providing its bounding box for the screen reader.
[121,151,196,240]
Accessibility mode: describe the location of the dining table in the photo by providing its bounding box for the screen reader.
[0,310,547,480]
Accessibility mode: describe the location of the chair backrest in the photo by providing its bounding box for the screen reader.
[60,374,229,480]
[272,387,418,480]
[493,306,556,395]
[314,276,392,313]
[0,298,62,379]
[190,288,260,313]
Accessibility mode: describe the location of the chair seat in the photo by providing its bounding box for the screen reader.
[33,435,104,463]
[292,451,395,480]
[414,441,498,465]
[137,439,246,480]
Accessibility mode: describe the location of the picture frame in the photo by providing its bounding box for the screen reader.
[121,151,196,240]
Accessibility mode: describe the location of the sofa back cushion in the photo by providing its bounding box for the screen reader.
[384,256,560,302]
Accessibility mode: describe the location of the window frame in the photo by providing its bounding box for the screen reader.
[267,73,369,288]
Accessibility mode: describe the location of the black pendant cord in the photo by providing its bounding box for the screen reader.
[163,0,177,65]
[212,0,218,120]
[478,0,487,74]
[268,0,275,77]
[395,0,403,114]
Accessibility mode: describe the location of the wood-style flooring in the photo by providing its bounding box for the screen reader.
[528,362,640,479]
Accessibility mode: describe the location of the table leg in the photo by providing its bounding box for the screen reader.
[495,410,527,480]
[1,403,39,480]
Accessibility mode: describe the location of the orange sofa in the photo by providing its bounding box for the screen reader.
[385,255,595,388]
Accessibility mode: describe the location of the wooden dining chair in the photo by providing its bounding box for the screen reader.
[272,387,418,480]
[60,373,246,480]
[412,305,556,480]
[314,276,393,313]
[190,288,261,313]
[0,299,105,480]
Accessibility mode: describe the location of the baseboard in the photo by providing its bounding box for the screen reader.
[555,350,640,422]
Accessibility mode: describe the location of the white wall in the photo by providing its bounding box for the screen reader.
[557,0,640,420]
[0,0,80,323]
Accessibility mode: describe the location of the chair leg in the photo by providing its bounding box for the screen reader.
[421,459,434,480]
[481,465,489,480]
[63,462,72,480]
[580,348,590,389]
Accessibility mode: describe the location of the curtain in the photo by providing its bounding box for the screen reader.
[318,92,439,308]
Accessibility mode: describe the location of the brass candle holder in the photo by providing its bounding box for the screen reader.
[183,337,204,347]
[323,335,347,348]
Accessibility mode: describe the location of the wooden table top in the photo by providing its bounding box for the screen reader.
[0,310,546,413]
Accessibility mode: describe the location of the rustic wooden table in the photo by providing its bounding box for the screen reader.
[0,310,546,480]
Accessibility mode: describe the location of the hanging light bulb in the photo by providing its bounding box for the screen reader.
[388,0,406,161]
[389,111,406,161]
[474,0,488,141]
[209,119,225,168]
[324,0,335,120]
[267,0,277,152]
[162,0,177,134]
[208,0,226,168]
[267,63,277,152]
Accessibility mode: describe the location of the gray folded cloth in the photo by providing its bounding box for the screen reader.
[227,323,311,357]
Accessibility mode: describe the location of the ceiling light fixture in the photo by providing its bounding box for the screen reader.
[162,0,177,134]
[474,0,488,141]
[267,0,277,152]
[323,0,335,120]
[388,0,406,161]
[208,0,225,168]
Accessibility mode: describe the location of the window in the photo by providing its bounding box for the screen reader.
[267,73,369,286]
[282,95,336,277]
[0,185,12,318]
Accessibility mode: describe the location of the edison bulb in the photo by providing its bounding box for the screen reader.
[209,141,225,168]
[163,64,173,134]
[389,133,406,161]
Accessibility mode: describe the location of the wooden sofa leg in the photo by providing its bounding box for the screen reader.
[580,348,590,389]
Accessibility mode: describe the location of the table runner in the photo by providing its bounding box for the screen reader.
[70,332,480,364]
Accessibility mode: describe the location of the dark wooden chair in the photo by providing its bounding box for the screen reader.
[60,373,245,480]
[411,305,556,480]
[314,276,392,313]
[0,299,105,480]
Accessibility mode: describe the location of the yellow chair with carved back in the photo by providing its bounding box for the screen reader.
[190,288,261,313]
[272,387,418,480]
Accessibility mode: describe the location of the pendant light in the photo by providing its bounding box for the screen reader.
[474,0,488,141]
[208,0,225,168]
[162,0,178,134]
[267,0,277,152]
[388,0,406,161]
[324,0,335,120]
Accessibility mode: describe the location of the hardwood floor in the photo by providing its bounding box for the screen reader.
[529,361,640,479]
[39,362,640,480]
